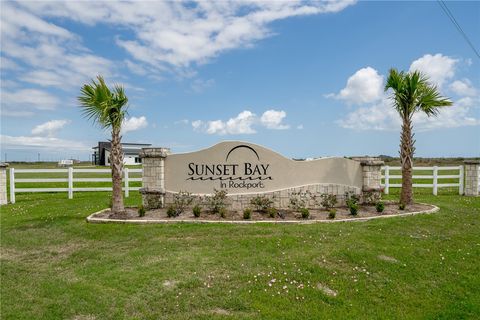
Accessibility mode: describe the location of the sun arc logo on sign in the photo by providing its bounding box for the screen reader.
[186,144,272,190]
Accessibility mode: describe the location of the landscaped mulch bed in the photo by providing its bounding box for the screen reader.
[92,202,436,222]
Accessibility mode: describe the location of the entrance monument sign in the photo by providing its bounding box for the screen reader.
[140,141,383,210]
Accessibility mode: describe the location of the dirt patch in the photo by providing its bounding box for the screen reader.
[91,202,436,223]
[378,255,399,263]
[162,280,178,289]
[211,308,231,315]
[316,283,338,297]
[71,315,96,320]
[1,242,87,262]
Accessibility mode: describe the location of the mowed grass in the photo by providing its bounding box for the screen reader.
[1,186,480,319]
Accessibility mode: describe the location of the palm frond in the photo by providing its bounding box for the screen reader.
[386,68,452,119]
[78,75,129,130]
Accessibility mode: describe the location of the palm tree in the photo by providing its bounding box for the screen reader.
[78,76,129,215]
[385,69,452,205]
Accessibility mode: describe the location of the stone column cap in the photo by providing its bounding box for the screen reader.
[139,187,166,194]
[350,157,384,166]
[0,163,9,168]
[359,160,384,166]
[464,159,480,165]
[352,156,385,166]
[140,147,170,158]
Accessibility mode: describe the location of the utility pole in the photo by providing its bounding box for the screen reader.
[38,153,40,162]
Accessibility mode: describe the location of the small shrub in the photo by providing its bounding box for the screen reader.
[219,207,227,218]
[138,204,146,217]
[349,203,359,216]
[320,194,337,210]
[345,191,360,208]
[243,208,252,220]
[192,205,201,218]
[172,191,194,214]
[375,201,385,213]
[267,207,278,218]
[300,208,310,219]
[363,190,381,205]
[345,191,360,216]
[205,189,228,214]
[250,196,273,213]
[166,205,178,218]
[289,191,314,211]
[328,209,336,219]
[399,203,406,210]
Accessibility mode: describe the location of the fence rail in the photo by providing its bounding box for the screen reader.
[382,165,464,195]
[7,165,474,203]
[9,167,142,204]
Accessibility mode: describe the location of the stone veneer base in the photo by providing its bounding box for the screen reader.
[163,183,363,210]
[86,203,439,224]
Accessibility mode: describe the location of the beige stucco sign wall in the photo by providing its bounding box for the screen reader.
[164,141,363,194]
[140,141,383,209]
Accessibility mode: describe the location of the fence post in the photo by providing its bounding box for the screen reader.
[384,166,390,195]
[9,168,15,204]
[433,166,438,196]
[464,160,480,196]
[68,167,73,199]
[459,165,464,195]
[0,163,8,205]
[124,167,129,198]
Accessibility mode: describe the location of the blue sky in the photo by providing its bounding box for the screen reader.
[1,0,479,161]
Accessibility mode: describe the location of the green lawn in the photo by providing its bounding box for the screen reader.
[1,187,479,319]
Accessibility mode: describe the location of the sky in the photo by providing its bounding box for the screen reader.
[1,0,479,162]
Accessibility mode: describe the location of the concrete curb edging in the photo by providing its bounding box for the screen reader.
[86,203,440,225]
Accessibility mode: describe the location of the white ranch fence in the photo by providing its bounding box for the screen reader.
[382,165,464,195]
[9,167,142,204]
[6,165,473,202]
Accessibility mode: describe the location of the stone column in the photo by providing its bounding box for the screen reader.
[353,157,384,204]
[139,148,170,209]
[0,163,8,205]
[464,160,479,196]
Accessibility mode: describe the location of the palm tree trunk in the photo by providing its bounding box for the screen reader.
[110,127,125,214]
[400,116,414,205]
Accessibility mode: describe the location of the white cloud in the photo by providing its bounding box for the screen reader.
[1,3,74,40]
[0,56,21,70]
[14,1,355,76]
[192,109,291,135]
[337,96,479,132]
[31,119,71,137]
[1,88,60,115]
[328,67,384,105]
[191,120,203,130]
[1,2,114,92]
[449,79,477,97]
[124,59,148,76]
[0,135,90,151]
[409,53,458,88]
[412,103,479,130]
[336,53,480,132]
[297,124,304,130]
[190,78,215,93]
[174,119,190,125]
[122,116,148,134]
[336,97,401,130]
[260,110,289,129]
[200,110,257,135]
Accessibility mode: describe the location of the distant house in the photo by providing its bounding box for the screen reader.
[58,159,74,166]
[92,142,152,166]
